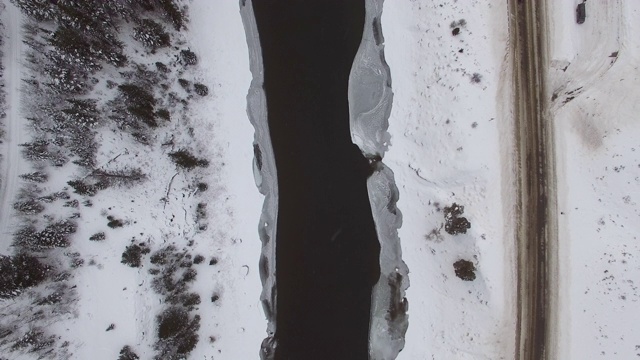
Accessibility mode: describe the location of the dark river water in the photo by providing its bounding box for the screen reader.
[252,1,381,359]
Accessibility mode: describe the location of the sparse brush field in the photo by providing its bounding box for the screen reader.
[0,1,242,358]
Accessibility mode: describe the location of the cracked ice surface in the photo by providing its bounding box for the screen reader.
[350,1,409,359]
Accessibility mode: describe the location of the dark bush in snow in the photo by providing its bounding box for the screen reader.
[118,345,140,360]
[155,61,170,74]
[155,0,186,31]
[0,253,50,299]
[156,108,170,121]
[155,307,200,358]
[48,27,103,73]
[443,203,471,235]
[453,259,476,281]
[67,180,95,196]
[195,203,207,222]
[134,19,171,51]
[121,243,150,268]
[150,245,177,266]
[89,168,146,188]
[61,98,100,128]
[67,179,109,196]
[19,172,49,183]
[34,291,63,306]
[13,199,45,215]
[166,291,201,309]
[11,329,55,352]
[89,232,106,241]
[20,139,68,166]
[13,220,77,251]
[117,83,158,128]
[181,268,197,283]
[196,182,208,192]
[180,292,201,307]
[180,49,197,66]
[44,57,90,95]
[168,150,208,170]
[11,0,56,21]
[178,78,191,91]
[193,83,208,96]
[192,254,204,264]
[107,216,125,228]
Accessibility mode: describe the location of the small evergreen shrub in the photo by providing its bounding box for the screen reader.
[121,243,150,268]
[168,150,209,170]
[453,259,476,281]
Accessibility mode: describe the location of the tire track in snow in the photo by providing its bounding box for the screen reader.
[0,4,27,254]
[508,0,558,359]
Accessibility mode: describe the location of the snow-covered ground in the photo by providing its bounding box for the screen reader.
[549,1,640,358]
[185,1,265,357]
[1,1,266,359]
[0,2,29,254]
[54,1,265,358]
[382,1,516,358]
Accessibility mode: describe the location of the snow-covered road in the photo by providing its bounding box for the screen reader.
[0,3,28,254]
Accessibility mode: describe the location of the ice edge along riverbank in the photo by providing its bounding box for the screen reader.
[350,1,409,359]
[239,1,279,358]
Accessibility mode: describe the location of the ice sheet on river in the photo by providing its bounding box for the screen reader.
[240,1,278,358]
[350,0,409,359]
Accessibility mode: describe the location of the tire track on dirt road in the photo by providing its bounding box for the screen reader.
[508,0,558,359]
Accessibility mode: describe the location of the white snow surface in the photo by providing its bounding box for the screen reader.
[382,1,516,359]
[184,1,266,358]
[549,1,640,358]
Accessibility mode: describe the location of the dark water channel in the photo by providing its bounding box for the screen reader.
[252,1,381,359]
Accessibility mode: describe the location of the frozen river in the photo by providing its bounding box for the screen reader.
[250,0,380,359]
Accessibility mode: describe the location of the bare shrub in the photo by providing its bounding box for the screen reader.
[443,203,471,235]
[168,150,208,170]
[155,307,200,358]
[119,345,140,360]
[121,243,151,268]
[180,49,197,66]
[14,220,77,251]
[89,232,106,241]
[453,259,476,281]
[193,83,208,96]
[133,19,170,51]
[0,253,50,299]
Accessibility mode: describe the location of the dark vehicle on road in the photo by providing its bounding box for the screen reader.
[577,2,586,24]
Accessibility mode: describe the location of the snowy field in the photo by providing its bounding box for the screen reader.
[549,1,640,358]
[382,1,516,359]
[1,1,266,359]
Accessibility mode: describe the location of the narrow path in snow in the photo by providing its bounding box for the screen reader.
[0,4,26,254]
[509,0,558,359]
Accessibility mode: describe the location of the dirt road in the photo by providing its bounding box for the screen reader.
[508,0,558,359]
